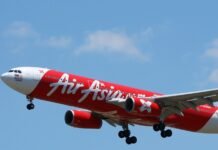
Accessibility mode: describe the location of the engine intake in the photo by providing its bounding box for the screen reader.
[125,97,135,112]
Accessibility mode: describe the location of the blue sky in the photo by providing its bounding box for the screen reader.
[1,0,218,149]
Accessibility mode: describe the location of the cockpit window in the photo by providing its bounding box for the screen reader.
[8,70,22,74]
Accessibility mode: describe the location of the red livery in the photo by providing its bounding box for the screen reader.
[2,67,218,144]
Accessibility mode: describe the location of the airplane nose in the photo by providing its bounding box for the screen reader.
[1,73,8,83]
[2,67,49,95]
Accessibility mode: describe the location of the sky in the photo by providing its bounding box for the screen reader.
[1,0,218,149]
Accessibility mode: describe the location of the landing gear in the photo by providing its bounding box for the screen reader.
[26,103,35,110]
[26,95,35,110]
[118,129,130,138]
[126,136,137,144]
[153,122,172,138]
[153,122,165,131]
[118,124,137,145]
[160,129,172,138]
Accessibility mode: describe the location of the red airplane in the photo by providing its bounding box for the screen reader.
[1,67,218,144]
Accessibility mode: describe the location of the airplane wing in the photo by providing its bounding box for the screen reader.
[93,110,134,127]
[150,88,218,121]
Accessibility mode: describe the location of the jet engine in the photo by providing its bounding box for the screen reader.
[125,97,160,115]
[65,110,102,129]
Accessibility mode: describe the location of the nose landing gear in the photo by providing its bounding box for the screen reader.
[26,95,35,110]
[26,103,35,110]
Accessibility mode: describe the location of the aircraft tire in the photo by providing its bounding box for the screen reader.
[160,131,167,138]
[118,131,125,138]
[153,124,160,131]
[165,129,172,137]
[26,103,34,110]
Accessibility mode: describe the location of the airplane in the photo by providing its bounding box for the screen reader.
[1,67,218,145]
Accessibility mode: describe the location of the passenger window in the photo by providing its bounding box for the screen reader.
[9,70,13,72]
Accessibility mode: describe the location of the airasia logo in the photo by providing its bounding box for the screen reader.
[47,73,132,103]
[139,99,152,113]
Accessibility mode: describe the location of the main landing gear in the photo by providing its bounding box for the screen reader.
[26,95,35,110]
[117,122,172,144]
[153,122,172,138]
[118,125,137,145]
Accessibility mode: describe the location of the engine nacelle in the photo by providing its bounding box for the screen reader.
[125,97,160,115]
[65,110,102,129]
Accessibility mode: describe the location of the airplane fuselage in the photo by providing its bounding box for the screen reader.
[2,67,218,143]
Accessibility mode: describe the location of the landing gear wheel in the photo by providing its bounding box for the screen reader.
[119,124,137,144]
[125,136,137,144]
[118,131,125,138]
[153,124,160,131]
[126,137,132,145]
[26,95,34,110]
[153,122,173,138]
[161,131,167,138]
[165,129,172,137]
[123,130,130,137]
[26,103,35,110]
[158,122,165,131]
[130,136,137,144]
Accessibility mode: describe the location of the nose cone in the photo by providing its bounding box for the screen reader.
[1,72,18,91]
[2,67,50,95]
[1,73,5,81]
[1,71,27,94]
[1,73,11,84]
